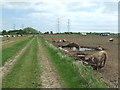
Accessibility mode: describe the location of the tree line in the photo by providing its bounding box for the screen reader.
[1,27,40,35]
[1,28,118,36]
[43,31,119,36]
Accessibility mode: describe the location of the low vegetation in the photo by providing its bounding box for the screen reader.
[2,35,32,50]
[3,36,41,88]
[38,36,107,88]
[2,35,34,66]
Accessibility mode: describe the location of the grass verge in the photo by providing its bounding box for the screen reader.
[2,35,34,66]
[2,36,41,88]
[38,36,107,88]
[2,35,32,50]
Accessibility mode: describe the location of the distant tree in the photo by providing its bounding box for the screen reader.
[39,31,42,34]
[0,31,2,35]
[23,27,38,34]
[64,32,69,34]
[44,31,49,34]
[8,30,18,35]
[87,32,92,35]
[69,32,73,34]
[2,27,39,35]
[2,30,7,35]
[50,31,53,34]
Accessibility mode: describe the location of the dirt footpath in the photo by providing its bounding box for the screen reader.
[38,38,62,88]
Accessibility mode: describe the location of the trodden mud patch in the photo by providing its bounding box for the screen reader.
[38,39,62,88]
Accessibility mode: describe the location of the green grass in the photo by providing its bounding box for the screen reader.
[38,36,107,88]
[2,35,32,50]
[2,35,34,66]
[2,36,41,88]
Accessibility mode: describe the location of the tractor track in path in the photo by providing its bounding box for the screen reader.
[0,37,35,79]
[0,41,14,46]
[38,38,63,88]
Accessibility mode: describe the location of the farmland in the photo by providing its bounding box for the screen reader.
[2,0,118,88]
[41,34,118,88]
[1,34,118,88]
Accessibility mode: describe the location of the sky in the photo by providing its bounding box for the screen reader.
[0,0,118,33]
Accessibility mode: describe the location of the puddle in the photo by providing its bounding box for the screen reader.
[70,47,96,51]
[79,48,95,51]
[71,47,78,51]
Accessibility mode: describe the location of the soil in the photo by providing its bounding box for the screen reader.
[41,34,118,88]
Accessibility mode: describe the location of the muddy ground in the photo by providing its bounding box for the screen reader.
[40,34,119,88]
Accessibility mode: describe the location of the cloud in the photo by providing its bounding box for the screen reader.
[0,5,2,30]
[95,2,118,14]
[1,0,118,33]
[81,2,97,7]
[2,2,34,10]
[32,0,67,14]
[27,12,54,20]
[12,17,25,20]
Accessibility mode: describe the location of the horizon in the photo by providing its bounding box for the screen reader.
[1,28,119,34]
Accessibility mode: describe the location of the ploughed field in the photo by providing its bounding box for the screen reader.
[41,34,118,88]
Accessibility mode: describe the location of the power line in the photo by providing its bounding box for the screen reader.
[13,24,15,30]
[67,19,70,33]
[22,24,24,30]
[57,18,60,33]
